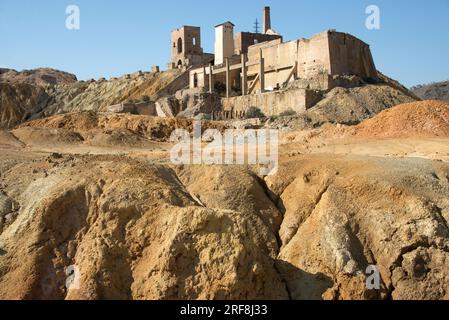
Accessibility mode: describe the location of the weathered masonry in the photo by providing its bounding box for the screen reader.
[170,6,377,117]
[168,26,214,70]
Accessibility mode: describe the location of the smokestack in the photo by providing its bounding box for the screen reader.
[263,6,271,34]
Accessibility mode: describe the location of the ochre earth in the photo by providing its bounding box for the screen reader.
[1,100,449,300]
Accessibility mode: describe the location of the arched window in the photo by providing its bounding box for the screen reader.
[193,73,198,88]
[177,38,183,54]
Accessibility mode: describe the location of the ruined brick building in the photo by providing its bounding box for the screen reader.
[168,7,377,117]
[168,26,214,69]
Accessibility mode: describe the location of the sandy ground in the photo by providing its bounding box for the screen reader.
[2,120,449,300]
[2,127,449,166]
[283,135,449,162]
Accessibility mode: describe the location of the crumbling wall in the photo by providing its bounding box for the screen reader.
[107,102,157,116]
[247,39,297,92]
[189,67,209,89]
[297,32,332,78]
[186,30,378,117]
[243,31,377,92]
[234,32,282,55]
[170,26,211,69]
[222,88,322,117]
[176,88,222,118]
[327,32,377,79]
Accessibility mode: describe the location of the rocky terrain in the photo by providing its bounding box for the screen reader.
[354,100,449,138]
[0,68,78,87]
[1,66,449,300]
[0,98,449,300]
[302,83,416,125]
[412,80,449,103]
[265,74,420,131]
[0,67,419,131]
[0,68,184,129]
[0,83,48,129]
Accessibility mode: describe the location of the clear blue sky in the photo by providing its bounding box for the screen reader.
[1,0,448,87]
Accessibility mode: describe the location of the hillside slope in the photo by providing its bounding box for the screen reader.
[266,72,420,131]
[1,103,449,300]
[0,83,50,128]
[0,69,185,128]
[0,68,77,87]
[0,141,449,299]
[355,100,449,138]
[412,81,449,102]
[37,69,184,117]
[308,83,417,125]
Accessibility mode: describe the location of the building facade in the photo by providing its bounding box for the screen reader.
[171,7,378,117]
[169,26,213,70]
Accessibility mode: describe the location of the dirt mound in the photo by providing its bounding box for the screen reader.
[0,130,25,149]
[176,166,283,237]
[21,112,222,135]
[36,69,184,117]
[19,111,100,131]
[266,81,418,132]
[0,68,77,87]
[0,83,50,129]
[17,112,227,144]
[82,129,149,148]
[11,127,84,147]
[0,156,287,299]
[412,80,449,103]
[267,155,449,300]
[355,100,449,138]
[307,84,417,126]
[0,69,186,129]
[1,151,449,300]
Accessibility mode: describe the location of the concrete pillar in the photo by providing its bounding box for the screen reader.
[226,57,230,98]
[209,63,213,93]
[202,65,207,88]
[259,49,265,93]
[241,53,247,96]
[293,61,298,81]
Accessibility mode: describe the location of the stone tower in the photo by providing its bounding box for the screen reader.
[170,26,204,69]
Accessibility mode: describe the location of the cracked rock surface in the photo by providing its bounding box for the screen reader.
[0,151,448,300]
[1,103,449,300]
[267,155,449,300]
[0,156,288,300]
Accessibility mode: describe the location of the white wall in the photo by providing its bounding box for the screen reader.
[215,23,234,65]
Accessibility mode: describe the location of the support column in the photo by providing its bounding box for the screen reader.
[241,53,247,96]
[208,63,213,93]
[225,57,230,98]
[202,65,207,89]
[259,49,265,93]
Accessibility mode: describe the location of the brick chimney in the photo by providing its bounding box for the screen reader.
[263,6,271,34]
